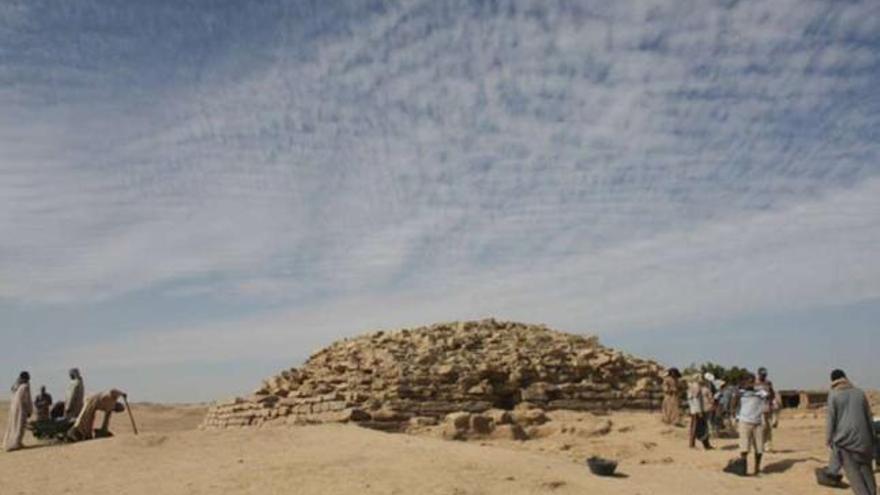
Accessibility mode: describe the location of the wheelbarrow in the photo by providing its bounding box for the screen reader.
[27,418,74,442]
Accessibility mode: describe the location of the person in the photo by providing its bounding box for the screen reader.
[69,389,127,441]
[825,369,876,495]
[702,373,718,435]
[687,374,712,449]
[755,366,777,451]
[711,379,728,432]
[49,401,66,420]
[718,381,739,431]
[65,368,85,420]
[3,371,34,452]
[33,386,53,421]
[737,373,769,475]
[661,368,683,426]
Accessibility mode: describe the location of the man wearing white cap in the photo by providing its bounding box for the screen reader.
[755,367,777,451]
[702,372,718,435]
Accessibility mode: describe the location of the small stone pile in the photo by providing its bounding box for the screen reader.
[201,319,665,431]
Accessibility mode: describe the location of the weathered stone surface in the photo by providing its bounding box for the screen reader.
[470,414,494,435]
[511,408,549,426]
[200,319,664,431]
[441,412,472,440]
[370,408,410,422]
[490,424,528,441]
[521,382,555,402]
[447,412,472,430]
[334,408,371,423]
[525,424,558,439]
[485,408,513,426]
[408,416,439,428]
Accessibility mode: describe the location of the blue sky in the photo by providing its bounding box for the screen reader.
[1,0,878,402]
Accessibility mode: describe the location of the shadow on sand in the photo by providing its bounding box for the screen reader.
[762,457,823,474]
[15,441,62,452]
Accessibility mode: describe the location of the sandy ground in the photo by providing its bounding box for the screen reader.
[2,400,876,495]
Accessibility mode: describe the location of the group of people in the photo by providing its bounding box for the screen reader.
[661,366,877,495]
[3,368,128,452]
[662,366,778,450]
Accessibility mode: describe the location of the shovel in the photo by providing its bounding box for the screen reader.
[123,396,139,435]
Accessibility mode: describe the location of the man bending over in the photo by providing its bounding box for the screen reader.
[69,389,127,441]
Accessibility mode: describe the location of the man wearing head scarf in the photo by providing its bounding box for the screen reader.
[755,367,777,451]
[661,368,683,426]
[702,372,718,434]
[687,374,713,449]
[825,369,876,495]
[65,368,85,420]
[4,371,34,452]
[69,389,127,441]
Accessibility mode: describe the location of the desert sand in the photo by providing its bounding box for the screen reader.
[2,400,873,495]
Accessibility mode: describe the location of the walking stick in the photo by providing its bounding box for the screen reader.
[123,396,139,435]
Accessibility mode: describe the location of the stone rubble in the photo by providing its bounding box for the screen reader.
[200,319,665,433]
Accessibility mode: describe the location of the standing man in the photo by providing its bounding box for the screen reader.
[718,381,739,431]
[65,368,85,420]
[702,373,718,435]
[661,368,683,426]
[687,374,713,449]
[3,371,34,452]
[826,369,876,495]
[737,373,769,475]
[33,385,53,421]
[755,367,777,451]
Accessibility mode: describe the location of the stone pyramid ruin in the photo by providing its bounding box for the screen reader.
[201,319,665,431]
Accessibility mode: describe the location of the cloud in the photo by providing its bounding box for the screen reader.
[1,0,878,338]
[38,175,880,371]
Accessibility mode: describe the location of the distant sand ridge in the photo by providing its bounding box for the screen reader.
[201,319,665,434]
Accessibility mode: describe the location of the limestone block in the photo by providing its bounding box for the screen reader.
[511,408,549,426]
[408,416,439,428]
[485,408,513,425]
[469,414,494,435]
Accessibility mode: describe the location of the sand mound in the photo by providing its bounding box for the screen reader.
[202,319,665,430]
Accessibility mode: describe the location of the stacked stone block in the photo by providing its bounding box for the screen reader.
[201,319,665,431]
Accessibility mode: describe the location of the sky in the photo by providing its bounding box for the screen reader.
[1,0,878,402]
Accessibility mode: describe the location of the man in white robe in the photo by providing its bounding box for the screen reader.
[64,368,85,420]
[3,371,34,452]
